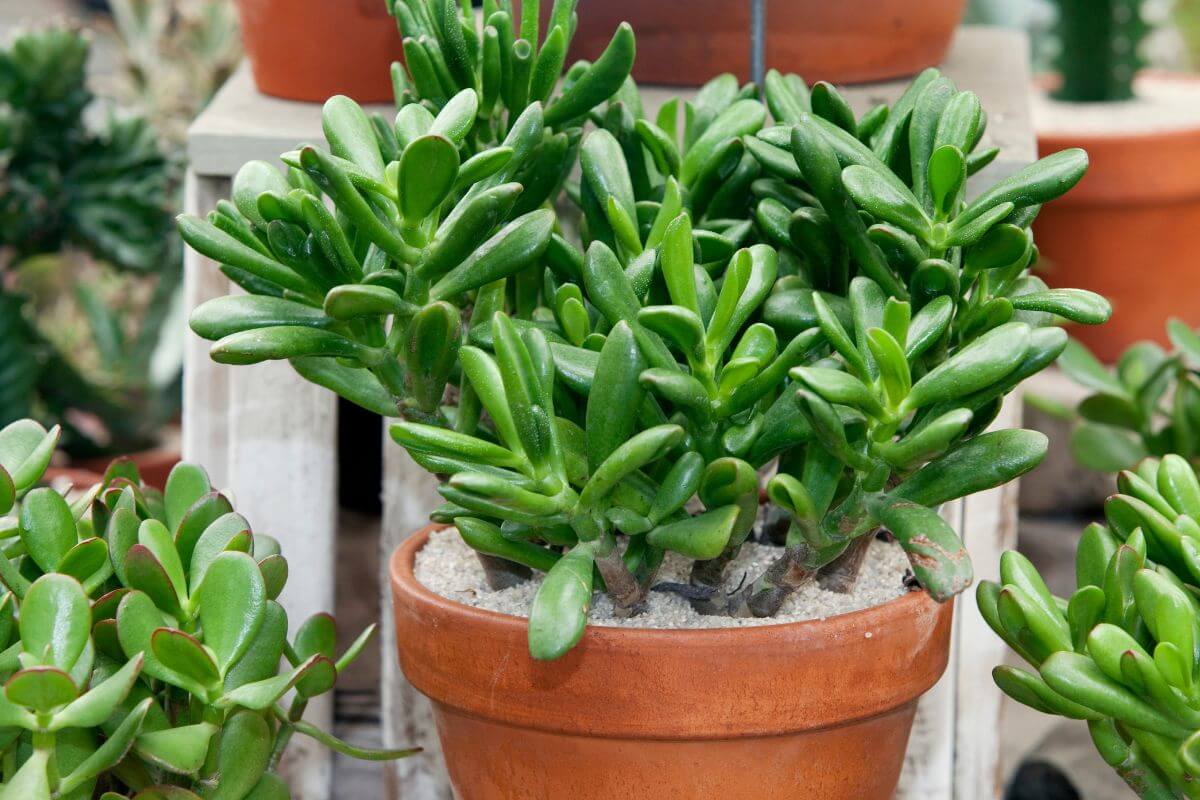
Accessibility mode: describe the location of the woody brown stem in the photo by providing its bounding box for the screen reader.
[816,534,871,593]
[477,553,532,589]
[728,545,818,617]
[596,550,647,616]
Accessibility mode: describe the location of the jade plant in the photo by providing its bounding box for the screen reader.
[1052,320,1200,473]
[181,14,1112,659]
[982,454,1200,798]
[0,419,413,798]
[1051,0,1149,101]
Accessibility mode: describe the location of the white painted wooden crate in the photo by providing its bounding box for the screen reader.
[182,27,1035,800]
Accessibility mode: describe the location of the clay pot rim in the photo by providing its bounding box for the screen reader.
[392,524,933,643]
[391,525,953,739]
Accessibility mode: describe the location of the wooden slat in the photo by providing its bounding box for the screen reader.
[181,172,233,486]
[380,426,451,800]
[226,361,339,800]
[951,399,1021,800]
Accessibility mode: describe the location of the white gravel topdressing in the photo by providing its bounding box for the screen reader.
[1034,75,1200,136]
[413,527,914,629]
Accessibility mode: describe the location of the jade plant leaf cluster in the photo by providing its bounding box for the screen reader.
[181,9,1112,659]
[1052,320,1200,473]
[983,454,1200,799]
[0,419,413,799]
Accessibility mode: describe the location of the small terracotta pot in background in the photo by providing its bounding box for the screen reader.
[391,526,954,800]
[45,446,180,492]
[567,0,967,86]
[1035,75,1200,363]
[234,0,403,102]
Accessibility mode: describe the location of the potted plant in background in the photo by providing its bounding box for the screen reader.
[234,0,402,102]
[1043,319,1200,475]
[0,28,181,488]
[982,452,1200,799]
[0,418,415,798]
[567,0,968,86]
[179,3,1113,795]
[1034,0,1200,362]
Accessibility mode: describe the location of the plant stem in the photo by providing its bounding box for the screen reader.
[816,534,871,593]
[728,545,818,617]
[477,552,533,589]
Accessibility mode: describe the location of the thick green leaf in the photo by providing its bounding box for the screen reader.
[210,327,374,366]
[5,667,77,713]
[20,574,90,671]
[195,552,267,676]
[429,209,555,300]
[399,135,460,221]
[870,498,972,601]
[528,542,595,660]
[135,723,217,776]
[586,321,647,473]
[890,429,1048,507]
[19,487,78,573]
[646,505,738,559]
[209,711,272,800]
[50,654,143,731]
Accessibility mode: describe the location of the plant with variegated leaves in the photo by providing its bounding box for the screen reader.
[0,419,413,799]
[983,453,1200,799]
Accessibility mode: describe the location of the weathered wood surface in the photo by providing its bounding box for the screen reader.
[182,170,339,800]
[183,25,1035,800]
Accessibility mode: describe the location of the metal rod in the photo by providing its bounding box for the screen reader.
[750,0,766,84]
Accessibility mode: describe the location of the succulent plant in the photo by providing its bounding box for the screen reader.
[982,453,1200,799]
[182,19,1112,659]
[0,419,414,798]
[1051,0,1149,102]
[385,0,635,156]
[0,27,179,458]
[1053,320,1200,473]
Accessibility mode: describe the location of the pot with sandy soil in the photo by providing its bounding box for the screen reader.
[179,10,1112,794]
[1034,0,1200,362]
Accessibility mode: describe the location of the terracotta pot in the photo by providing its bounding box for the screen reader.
[567,0,966,86]
[234,0,403,102]
[390,525,954,800]
[46,447,181,492]
[1035,81,1200,362]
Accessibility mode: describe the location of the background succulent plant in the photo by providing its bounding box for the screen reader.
[182,13,1112,659]
[982,453,1200,799]
[1049,320,1200,473]
[0,27,179,459]
[0,419,414,799]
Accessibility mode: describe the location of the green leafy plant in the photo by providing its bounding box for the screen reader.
[1051,0,1149,102]
[0,418,414,798]
[181,17,1111,659]
[0,27,178,458]
[982,453,1200,799]
[1054,320,1200,473]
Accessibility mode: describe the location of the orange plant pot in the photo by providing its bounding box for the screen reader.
[391,526,954,800]
[234,0,403,103]
[567,0,967,86]
[46,447,180,492]
[1036,121,1200,363]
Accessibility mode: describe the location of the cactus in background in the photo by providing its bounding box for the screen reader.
[982,454,1200,798]
[1052,0,1149,101]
